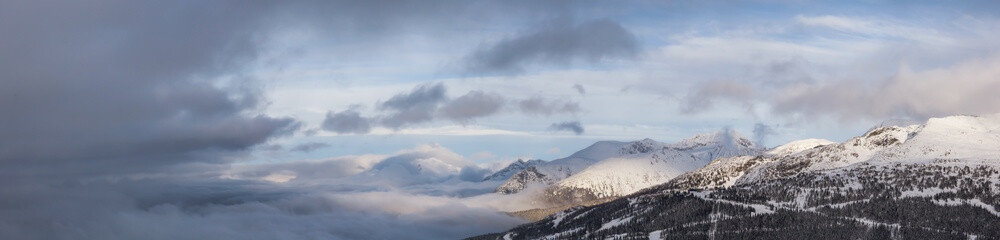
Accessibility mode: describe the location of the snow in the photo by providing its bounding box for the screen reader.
[550,130,764,199]
[605,233,627,240]
[765,138,835,156]
[541,227,583,240]
[483,159,544,181]
[598,216,633,231]
[551,210,570,227]
[899,188,951,198]
[648,230,662,240]
[933,198,1000,217]
[496,141,629,193]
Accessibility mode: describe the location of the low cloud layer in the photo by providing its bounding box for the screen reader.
[323,83,582,134]
[464,19,640,74]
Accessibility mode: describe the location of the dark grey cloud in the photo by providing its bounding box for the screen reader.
[379,83,448,129]
[379,83,448,111]
[519,97,581,115]
[439,91,506,123]
[548,121,585,135]
[573,84,587,95]
[323,110,373,134]
[0,1,299,177]
[0,1,609,239]
[290,142,332,153]
[324,84,581,133]
[464,19,640,74]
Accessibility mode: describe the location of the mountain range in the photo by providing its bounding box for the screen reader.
[470,114,1000,239]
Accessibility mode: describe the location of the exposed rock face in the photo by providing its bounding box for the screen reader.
[495,166,549,194]
[483,159,545,182]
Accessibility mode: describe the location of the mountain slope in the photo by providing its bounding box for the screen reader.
[765,138,835,156]
[495,141,628,194]
[543,130,764,204]
[471,114,1000,240]
[665,138,836,190]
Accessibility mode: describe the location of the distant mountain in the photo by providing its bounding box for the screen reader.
[495,141,629,194]
[483,159,545,182]
[469,114,1000,240]
[543,130,764,205]
[358,144,476,187]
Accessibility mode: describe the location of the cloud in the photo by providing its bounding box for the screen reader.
[0,176,525,240]
[519,97,581,116]
[795,15,952,44]
[681,80,757,114]
[439,91,506,123]
[323,84,581,134]
[770,55,1000,120]
[548,121,585,135]
[379,83,448,111]
[289,142,331,153]
[0,1,299,177]
[225,154,387,182]
[573,84,587,95]
[464,19,639,74]
[379,83,448,129]
[752,123,777,146]
[547,148,561,154]
[322,110,373,134]
[0,1,612,239]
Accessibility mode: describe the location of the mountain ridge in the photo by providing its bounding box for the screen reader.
[471,114,1000,240]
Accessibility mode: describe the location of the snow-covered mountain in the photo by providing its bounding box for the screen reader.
[666,138,833,190]
[764,138,835,156]
[482,159,545,182]
[494,141,628,194]
[542,130,765,204]
[359,144,478,186]
[471,114,1000,240]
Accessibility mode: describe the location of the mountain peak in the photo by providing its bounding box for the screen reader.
[765,138,835,156]
[673,129,757,150]
[566,140,630,160]
[618,138,664,155]
[482,158,544,182]
[865,118,923,134]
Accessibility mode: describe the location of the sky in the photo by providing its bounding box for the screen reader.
[3,0,1000,239]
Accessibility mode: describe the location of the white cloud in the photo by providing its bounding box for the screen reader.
[795,15,954,45]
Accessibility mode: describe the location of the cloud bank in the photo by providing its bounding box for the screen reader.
[322,83,582,134]
[464,19,640,74]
